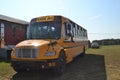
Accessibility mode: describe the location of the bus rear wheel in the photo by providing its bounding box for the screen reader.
[80,47,85,57]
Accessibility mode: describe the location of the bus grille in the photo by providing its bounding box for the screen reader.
[15,48,39,58]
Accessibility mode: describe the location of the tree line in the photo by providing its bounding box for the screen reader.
[92,39,120,45]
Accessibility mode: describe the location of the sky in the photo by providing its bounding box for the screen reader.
[0,0,120,41]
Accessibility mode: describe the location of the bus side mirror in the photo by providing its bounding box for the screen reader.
[67,33,72,37]
[67,33,74,42]
[67,24,71,30]
[66,24,72,36]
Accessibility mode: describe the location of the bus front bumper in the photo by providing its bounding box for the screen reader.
[11,59,58,70]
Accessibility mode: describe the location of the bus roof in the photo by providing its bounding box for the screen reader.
[31,15,87,31]
[0,14,29,25]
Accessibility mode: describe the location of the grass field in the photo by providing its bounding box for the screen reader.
[0,45,120,80]
[87,45,120,80]
[0,62,15,79]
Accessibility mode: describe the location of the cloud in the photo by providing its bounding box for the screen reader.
[88,14,102,20]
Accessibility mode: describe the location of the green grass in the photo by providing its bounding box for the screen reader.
[0,62,14,78]
[87,45,120,80]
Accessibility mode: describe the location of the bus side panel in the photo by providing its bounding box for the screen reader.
[62,41,84,63]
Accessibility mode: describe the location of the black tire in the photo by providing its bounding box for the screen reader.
[80,47,85,57]
[53,51,66,75]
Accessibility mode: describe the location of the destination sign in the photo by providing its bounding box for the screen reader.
[36,16,54,22]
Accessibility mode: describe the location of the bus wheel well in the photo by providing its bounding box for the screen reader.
[59,49,66,59]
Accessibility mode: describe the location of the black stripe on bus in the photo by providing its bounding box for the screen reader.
[64,44,82,49]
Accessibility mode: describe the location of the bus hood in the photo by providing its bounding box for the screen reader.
[16,40,50,47]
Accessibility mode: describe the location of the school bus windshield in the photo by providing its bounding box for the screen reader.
[28,21,61,39]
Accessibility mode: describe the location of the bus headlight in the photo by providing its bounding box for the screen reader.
[44,51,56,56]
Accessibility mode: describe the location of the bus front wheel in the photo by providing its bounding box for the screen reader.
[53,51,66,75]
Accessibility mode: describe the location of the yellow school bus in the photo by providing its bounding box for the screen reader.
[11,15,88,74]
